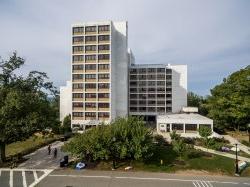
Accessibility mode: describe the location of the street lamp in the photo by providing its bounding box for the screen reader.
[235,143,239,176]
[247,124,250,143]
[112,137,116,170]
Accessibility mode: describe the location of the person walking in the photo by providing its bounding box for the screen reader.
[48,144,51,155]
[53,148,58,158]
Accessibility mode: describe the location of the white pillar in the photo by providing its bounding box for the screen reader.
[197,124,199,130]
[183,123,186,133]
[170,123,172,132]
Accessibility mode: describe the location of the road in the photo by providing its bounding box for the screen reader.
[18,141,65,169]
[38,170,250,187]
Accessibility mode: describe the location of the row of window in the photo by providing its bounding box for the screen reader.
[130,68,171,74]
[73,112,110,118]
[130,94,172,99]
[130,81,172,86]
[130,87,172,92]
[73,83,110,89]
[129,107,172,112]
[73,103,109,108]
[73,25,110,34]
[73,55,110,62]
[73,46,110,53]
[72,74,110,80]
[73,64,109,70]
[73,36,110,43]
[130,74,171,80]
[130,100,172,105]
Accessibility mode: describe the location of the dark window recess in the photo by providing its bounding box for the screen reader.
[85,55,96,61]
[98,83,109,89]
[85,112,96,117]
[98,74,109,79]
[130,69,137,73]
[99,103,109,108]
[72,102,83,107]
[98,35,110,41]
[98,112,110,117]
[85,74,96,79]
[73,27,84,34]
[72,112,83,117]
[98,93,109,98]
[157,68,165,73]
[72,93,83,98]
[85,45,96,51]
[98,64,109,70]
[72,74,83,80]
[98,25,110,32]
[85,36,96,42]
[73,46,84,52]
[73,36,84,43]
[85,64,96,70]
[85,83,96,89]
[85,26,96,32]
[73,55,84,62]
[73,65,84,70]
[85,93,96,98]
[98,54,110,60]
[172,123,183,131]
[85,103,96,108]
[73,83,83,89]
[98,45,110,50]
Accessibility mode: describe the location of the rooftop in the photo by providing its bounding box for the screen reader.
[157,113,213,122]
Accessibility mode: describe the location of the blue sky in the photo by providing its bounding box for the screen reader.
[0,0,249,96]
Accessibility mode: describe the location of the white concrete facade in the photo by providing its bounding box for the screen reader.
[129,64,187,116]
[157,113,213,134]
[70,21,129,128]
[59,81,72,121]
[171,65,187,113]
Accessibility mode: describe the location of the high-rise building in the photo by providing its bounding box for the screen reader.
[60,21,188,129]
[129,64,187,122]
[71,21,130,129]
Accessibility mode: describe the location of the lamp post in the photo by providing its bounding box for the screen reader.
[247,124,250,143]
[235,143,239,176]
[112,137,116,170]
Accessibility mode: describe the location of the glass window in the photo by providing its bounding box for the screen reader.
[73,36,84,43]
[73,55,84,62]
[73,83,83,89]
[72,93,83,98]
[85,83,96,89]
[98,25,110,32]
[85,74,96,79]
[73,46,84,52]
[85,64,96,70]
[85,36,96,42]
[98,83,109,89]
[98,35,110,41]
[98,54,110,60]
[85,26,96,32]
[98,74,109,79]
[85,93,96,98]
[85,45,96,51]
[85,55,96,61]
[73,102,83,107]
[73,27,84,34]
[72,112,83,117]
[98,45,110,51]
[98,64,109,70]
[72,65,84,70]
[72,74,83,80]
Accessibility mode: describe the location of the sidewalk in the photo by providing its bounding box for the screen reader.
[223,135,250,155]
[194,145,250,162]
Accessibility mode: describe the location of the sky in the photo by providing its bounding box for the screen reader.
[0,0,249,96]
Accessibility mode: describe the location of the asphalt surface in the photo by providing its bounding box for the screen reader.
[0,168,53,187]
[37,170,250,187]
[18,141,65,169]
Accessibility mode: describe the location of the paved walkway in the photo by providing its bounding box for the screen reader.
[223,135,250,155]
[194,145,250,162]
[18,141,65,169]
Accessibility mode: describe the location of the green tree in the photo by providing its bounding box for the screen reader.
[0,52,57,163]
[198,126,212,147]
[187,92,208,115]
[205,66,250,131]
[172,139,186,160]
[61,114,72,134]
[63,116,154,169]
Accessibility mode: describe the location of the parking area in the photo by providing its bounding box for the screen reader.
[0,169,53,187]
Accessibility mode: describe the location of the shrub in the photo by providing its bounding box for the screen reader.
[241,140,250,147]
[170,130,181,141]
[185,149,203,159]
[154,135,168,146]
[181,137,195,145]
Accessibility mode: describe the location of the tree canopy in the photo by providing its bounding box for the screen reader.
[0,52,58,163]
[63,116,154,168]
[205,66,250,131]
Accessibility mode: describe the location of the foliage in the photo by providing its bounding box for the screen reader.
[187,92,208,115]
[172,139,187,159]
[204,66,250,131]
[170,130,181,141]
[241,140,250,147]
[61,114,72,134]
[0,52,58,163]
[154,134,168,146]
[64,116,154,167]
[199,126,212,148]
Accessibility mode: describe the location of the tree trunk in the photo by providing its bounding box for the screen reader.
[0,141,6,164]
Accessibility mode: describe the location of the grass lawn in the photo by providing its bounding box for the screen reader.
[90,144,238,176]
[6,135,59,158]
